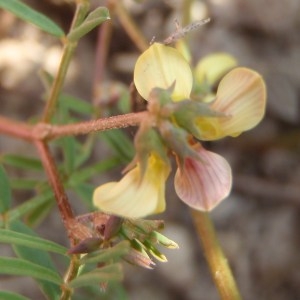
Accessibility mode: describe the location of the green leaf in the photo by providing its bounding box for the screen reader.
[2,154,43,170]
[0,257,62,285]
[0,291,30,300]
[9,221,65,299]
[10,178,42,190]
[0,0,64,37]
[73,136,95,168]
[80,241,130,265]
[67,7,110,42]
[62,137,76,174]
[0,229,67,255]
[69,264,123,289]
[59,94,94,116]
[0,165,11,213]
[7,189,53,224]
[25,197,55,227]
[68,157,120,186]
[72,183,94,208]
[101,130,134,163]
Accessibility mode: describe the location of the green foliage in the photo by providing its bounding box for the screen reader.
[68,264,123,289]
[8,221,66,299]
[0,0,64,37]
[1,155,43,171]
[102,130,135,163]
[0,291,30,300]
[67,7,110,42]
[0,228,67,255]
[0,1,180,299]
[0,256,62,285]
[0,165,11,213]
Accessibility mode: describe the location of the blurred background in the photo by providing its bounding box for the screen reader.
[1,0,300,299]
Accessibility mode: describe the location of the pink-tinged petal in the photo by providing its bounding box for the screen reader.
[174,144,232,211]
[195,67,266,140]
[93,155,170,219]
[134,43,193,101]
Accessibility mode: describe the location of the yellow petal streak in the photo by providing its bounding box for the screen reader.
[196,67,266,140]
[134,43,193,101]
[93,155,170,218]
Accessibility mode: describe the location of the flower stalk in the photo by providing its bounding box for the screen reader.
[191,209,242,300]
[109,0,148,51]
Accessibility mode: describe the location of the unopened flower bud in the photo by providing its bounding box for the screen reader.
[68,237,102,254]
[143,240,168,262]
[123,248,155,269]
[104,216,123,240]
[149,231,179,249]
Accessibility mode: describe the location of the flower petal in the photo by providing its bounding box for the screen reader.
[134,43,193,101]
[174,144,232,211]
[93,155,170,218]
[195,52,237,86]
[195,67,266,140]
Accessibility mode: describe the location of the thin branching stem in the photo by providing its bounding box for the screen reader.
[34,141,75,244]
[191,210,242,300]
[0,112,147,141]
[0,116,33,141]
[39,111,148,140]
[109,0,148,51]
[42,2,90,123]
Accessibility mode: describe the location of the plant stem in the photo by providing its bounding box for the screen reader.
[38,111,148,140]
[0,116,33,141]
[42,2,90,123]
[0,111,147,141]
[109,0,148,51]
[34,141,75,245]
[60,255,81,300]
[191,210,242,300]
[92,13,113,101]
[182,0,193,25]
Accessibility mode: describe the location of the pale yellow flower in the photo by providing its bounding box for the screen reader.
[134,42,193,101]
[93,154,170,219]
[195,52,237,86]
[194,67,267,140]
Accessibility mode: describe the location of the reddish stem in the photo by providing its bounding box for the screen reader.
[0,112,147,141]
[38,111,148,140]
[34,141,75,245]
[0,116,33,141]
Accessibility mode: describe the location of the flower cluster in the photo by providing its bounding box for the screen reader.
[93,43,266,218]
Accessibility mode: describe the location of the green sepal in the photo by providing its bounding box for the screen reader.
[173,100,223,139]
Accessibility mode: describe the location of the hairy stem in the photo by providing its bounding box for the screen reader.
[191,210,242,300]
[37,111,148,140]
[0,111,147,141]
